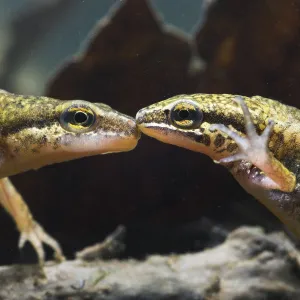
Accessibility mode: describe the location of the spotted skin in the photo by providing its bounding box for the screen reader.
[0,90,140,275]
[136,94,300,238]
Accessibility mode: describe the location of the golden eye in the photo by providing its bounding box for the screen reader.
[60,105,96,132]
[169,101,203,129]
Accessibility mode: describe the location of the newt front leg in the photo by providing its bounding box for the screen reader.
[0,178,65,265]
[210,96,296,193]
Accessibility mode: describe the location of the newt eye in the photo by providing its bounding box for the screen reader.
[60,105,96,132]
[170,101,203,129]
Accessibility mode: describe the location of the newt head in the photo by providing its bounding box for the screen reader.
[136,94,248,160]
[0,95,140,177]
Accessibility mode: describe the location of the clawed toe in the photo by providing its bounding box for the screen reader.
[19,221,65,267]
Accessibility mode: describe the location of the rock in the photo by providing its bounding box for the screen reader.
[1,226,299,300]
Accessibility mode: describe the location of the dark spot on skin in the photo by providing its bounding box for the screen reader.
[31,148,40,154]
[195,133,211,146]
[216,148,226,153]
[13,147,20,153]
[227,143,238,153]
[8,153,16,159]
[214,134,225,148]
[125,130,132,136]
[272,132,284,156]
[52,137,61,149]
[40,135,48,145]
[16,103,25,109]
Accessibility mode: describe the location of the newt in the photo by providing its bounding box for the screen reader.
[136,94,300,237]
[0,89,140,268]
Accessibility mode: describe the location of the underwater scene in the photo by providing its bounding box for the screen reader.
[0,0,300,299]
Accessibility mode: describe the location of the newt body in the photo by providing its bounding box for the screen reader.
[136,94,300,237]
[0,89,140,268]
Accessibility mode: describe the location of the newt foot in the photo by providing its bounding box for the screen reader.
[210,96,274,166]
[19,221,65,267]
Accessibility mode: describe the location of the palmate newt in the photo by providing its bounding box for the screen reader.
[0,89,140,268]
[136,94,300,237]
